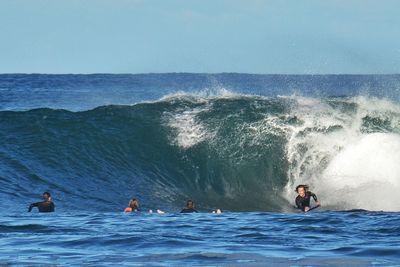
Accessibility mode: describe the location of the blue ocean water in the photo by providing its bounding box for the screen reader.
[1,74,400,265]
[1,212,400,266]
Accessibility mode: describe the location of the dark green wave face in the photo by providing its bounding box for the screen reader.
[1,95,400,212]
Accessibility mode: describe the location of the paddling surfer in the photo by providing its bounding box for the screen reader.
[28,192,55,212]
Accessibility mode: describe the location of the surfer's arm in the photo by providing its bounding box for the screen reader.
[310,193,318,201]
[310,192,320,206]
[28,202,39,212]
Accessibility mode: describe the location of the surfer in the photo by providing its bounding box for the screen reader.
[180,199,198,213]
[295,185,320,212]
[28,192,55,212]
[124,198,140,212]
[124,198,166,213]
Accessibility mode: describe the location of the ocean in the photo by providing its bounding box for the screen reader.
[1,73,400,266]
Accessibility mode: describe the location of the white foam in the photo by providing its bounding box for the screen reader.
[316,133,400,211]
[283,96,400,211]
[160,87,238,103]
[161,88,261,149]
[166,106,213,149]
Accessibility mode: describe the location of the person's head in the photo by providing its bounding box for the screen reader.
[128,198,139,210]
[295,185,306,197]
[42,192,51,201]
[186,199,194,209]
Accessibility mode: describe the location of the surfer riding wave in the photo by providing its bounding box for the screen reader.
[295,185,320,212]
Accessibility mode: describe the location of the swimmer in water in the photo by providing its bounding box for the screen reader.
[124,198,139,212]
[295,185,320,212]
[180,199,198,213]
[28,192,55,212]
[124,198,164,213]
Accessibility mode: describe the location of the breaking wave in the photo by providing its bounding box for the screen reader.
[1,93,400,212]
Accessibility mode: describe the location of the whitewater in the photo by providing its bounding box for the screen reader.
[1,74,400,265]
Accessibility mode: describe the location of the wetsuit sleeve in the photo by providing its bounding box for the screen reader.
[28,202,39,212]
[310,192,318,202]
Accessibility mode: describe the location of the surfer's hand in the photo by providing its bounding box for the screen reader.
[304,207,310,212]
[316,201,320,206]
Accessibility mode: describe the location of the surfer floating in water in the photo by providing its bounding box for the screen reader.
[124,198,140,212]
[28,192,55,212]
[124,198,165,213]
[180,199,198,213]
[295,185,320,212]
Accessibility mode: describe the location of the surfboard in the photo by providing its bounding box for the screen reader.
[307,204,320,212]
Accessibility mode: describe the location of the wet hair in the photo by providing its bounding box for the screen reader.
[186,199,194,209]
[43,192,51,197]
[295,185,309,193]
[128,198,139,210]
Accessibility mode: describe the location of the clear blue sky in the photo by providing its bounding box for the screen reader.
[0,0,399,74]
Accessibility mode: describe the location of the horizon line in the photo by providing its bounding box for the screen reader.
[0,72,400,76]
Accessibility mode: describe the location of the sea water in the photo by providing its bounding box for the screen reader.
[1,212,399,265]
[1,74,400,265]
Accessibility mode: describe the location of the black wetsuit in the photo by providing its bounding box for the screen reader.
[180,208,198,213]
[28,201,55,212]
[295,191,318,211]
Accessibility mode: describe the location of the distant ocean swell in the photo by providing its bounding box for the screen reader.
[1,94,400,212]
